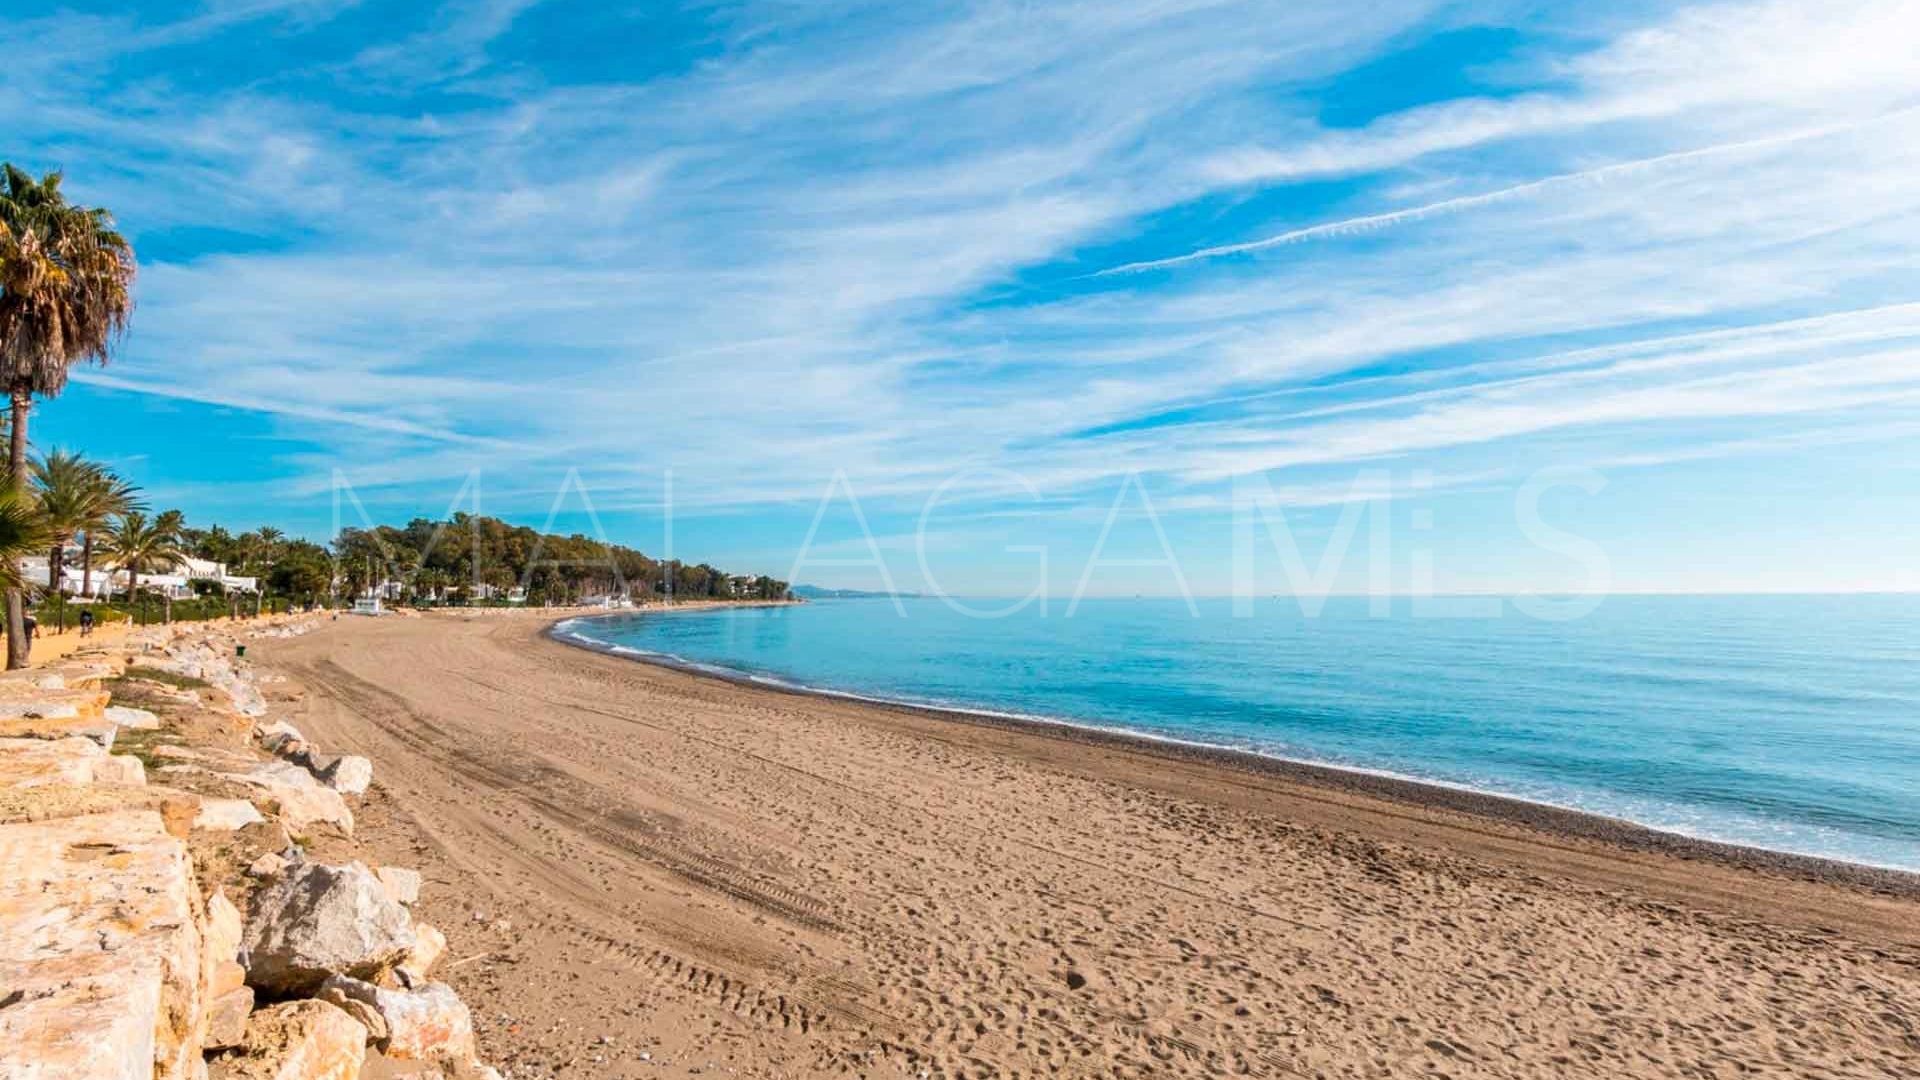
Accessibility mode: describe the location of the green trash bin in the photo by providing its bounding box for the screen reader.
[235,645,247,658]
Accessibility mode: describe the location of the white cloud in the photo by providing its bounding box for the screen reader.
[1205,0,1920,185]
[6,0,1920,586]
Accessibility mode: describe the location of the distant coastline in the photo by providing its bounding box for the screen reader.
[788,585,920,600]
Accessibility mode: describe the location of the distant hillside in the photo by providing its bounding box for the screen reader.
[790,585,919,600]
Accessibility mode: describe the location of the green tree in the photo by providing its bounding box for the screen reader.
[104,511,183,603]
[80,463,141,598]
[267,541,333,604]
[0,487,51,596]
[0,165,136,666]
[29,449,141,597]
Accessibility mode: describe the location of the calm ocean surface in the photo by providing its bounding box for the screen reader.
[554,596,1920,872]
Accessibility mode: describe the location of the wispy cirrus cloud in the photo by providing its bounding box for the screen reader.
[5,0,1920,592]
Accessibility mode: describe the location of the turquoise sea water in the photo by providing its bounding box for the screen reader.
[554,596,1920,872]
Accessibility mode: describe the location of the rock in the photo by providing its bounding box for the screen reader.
[0,810,206,1080]
[264,736,309,759]
[308,753,372,796]
[223,761,354,835]
[376,866,422,906]
[397,923,447,984]
[106,704,162,729]
[0,713,119,747]
[257,721,305,752]
[208,889,245,966]
[207,986,256,1049]
[0,736,118,788]
[94,753,147,786]
[0,669,64,690]
[160,795,203,838]
[248,852,291,879]
[313,984,388,1044]
[208,1000,367,1080]
[237,817,293,853]
[198,797,267,831]
[0,781,196,829]
[212,959,249,996]
[0,700,78,719]
[225,682,269,719]
[242,861,416,994]
[316,977,476,1063]
[0,686,109,720]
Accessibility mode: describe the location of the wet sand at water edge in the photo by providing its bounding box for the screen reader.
[256,609,1920,1079]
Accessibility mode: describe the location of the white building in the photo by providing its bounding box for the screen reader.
[13,552,258,601]
[179,556,259,594]
[14,555,116,599]
[135,573,198,601]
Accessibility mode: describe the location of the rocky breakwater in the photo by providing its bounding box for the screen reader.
[0,619,504,1080]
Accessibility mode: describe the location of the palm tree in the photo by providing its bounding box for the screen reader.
[230,530,265,575]
[0,165,136,666]
[0,487,51,597]
[254,526,285,566]
[28,449,118,595]
[104,511,183,610]
[80,465,141,598]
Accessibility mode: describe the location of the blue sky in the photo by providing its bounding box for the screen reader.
[5,0,1920,597]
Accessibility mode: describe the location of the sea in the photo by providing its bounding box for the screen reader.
[553,595,1920,873]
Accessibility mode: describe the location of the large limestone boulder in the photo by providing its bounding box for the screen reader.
[208,1000,367,1080]
[316,977,476,1063]
[0,735,123,788]
[375,867,421,906]
[206,986,256,1050]
[243,861,416,994]
[36,659,118,690]
[223,761,354,835]
[197,797,267,831]
[106,705,162,729]
[304,752,373,796]
[0,669,66,692]
[258,722,307,756]
[224,681,270,719]
[94,753,147,786]
[0,810,207,1080]
[0,779,192,829]
[0,686,108,721]
[396,923,447,985]
[207,889,245,971]
[0,713,119,747]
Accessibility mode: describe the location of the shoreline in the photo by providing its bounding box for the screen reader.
[259,609,1920,1076]
[547,611,1920,898]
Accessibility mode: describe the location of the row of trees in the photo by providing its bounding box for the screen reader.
[2,460,791,613]
[324,515,789,606]
[0,446,245,609]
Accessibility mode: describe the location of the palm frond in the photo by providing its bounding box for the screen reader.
[0,164,137,397]
[0,487,51,593]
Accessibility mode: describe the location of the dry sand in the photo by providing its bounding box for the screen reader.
[256,609,1920,1079]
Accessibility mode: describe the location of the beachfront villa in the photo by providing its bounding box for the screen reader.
[15,555,115,599]
[137,556,261,600]
[12,551,258,601]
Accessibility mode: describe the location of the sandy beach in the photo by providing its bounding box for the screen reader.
[255,609,1920,1079]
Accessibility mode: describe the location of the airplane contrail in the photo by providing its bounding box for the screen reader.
[1098,108,1917,276]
